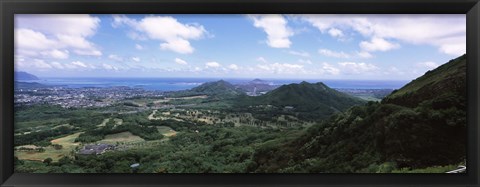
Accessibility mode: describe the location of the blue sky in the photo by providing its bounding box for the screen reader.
[14,14,466,80]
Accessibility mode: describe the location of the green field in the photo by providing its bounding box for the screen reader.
[98,132,145,144]
[15,132,83,162]
[156,126,177,137]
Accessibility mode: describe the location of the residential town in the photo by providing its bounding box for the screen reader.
[15,86,164,108]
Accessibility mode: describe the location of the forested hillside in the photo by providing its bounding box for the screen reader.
[249,55,466,173]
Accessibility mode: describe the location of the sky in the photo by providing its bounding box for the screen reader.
[14,14,466,80]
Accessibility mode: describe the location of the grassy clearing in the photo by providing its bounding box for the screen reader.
[156,126,177,137]
[52,124,74,129]
[355,95,382,102]
[15,118,67,130]
[154,95,208,104]
[97,131,145,144]
[113,118,123,125]
[15,132,83,162]
[97,118,110,127]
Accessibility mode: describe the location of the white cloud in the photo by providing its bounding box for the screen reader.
[108,54,123,62]
[15,29,56,50]
[49,62,65,69]
[356,51,373,59]
[288,50,310,57]
[73,49,102,56]
[338,62,379,74]
[160,39,194,54]
[318,49,373,59]
[359,37,399,52]
[385,66,405,75]
[321,63,340,75]
[174,58,188,65]
[17,14,100,37]
[31,59,53,69]
[132,57,140,62]
[438,41,465,56]
[15,14,102,58]
[416,61,439,69]
[300,14,465,56]
[41,49,69,59]
[318,49,350,58]
[71,61,88,68]
[192,67,202,72]
[135,44,144,50]
[250,14,293,48]
[205,61,221,68]
[15,58,100,71]
[112,15,207,54]
[257,63,305,74]
[102,63,119,71]
[328,28,344,38]
[256,57,268,63]
[298,59,312,64]
[228,64,239,70]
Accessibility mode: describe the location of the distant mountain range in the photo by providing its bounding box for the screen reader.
[173,79,366,121]
[259,81,364,111]
[235,79,279,94]
[15,71,39,80]
[234,81,366,120]
[170,80,245,99]
[173,79,278,98]
[249,54,467,173]
[189,80,244,97]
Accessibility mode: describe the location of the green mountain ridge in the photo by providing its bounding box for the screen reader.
[234,81,366,121]
[190,80,244,96]
[249,54,467,173]
[261,81,365,111]
[384,54,466,108]
[170,80,245,99]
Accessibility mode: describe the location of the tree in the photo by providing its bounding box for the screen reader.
[58,156,72,165]
[14,156,24,165]
[53,144,63,150]
[43,158,53,165]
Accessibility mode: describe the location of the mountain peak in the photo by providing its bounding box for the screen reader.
[237,81,365,120]
[249,78,270,85]
[189,80,243,97]
[15,71,39,80]
[383,54,466,107]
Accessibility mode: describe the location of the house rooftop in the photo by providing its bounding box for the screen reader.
[78,144,115,155]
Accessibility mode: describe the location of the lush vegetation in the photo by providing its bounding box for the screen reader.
[234,81,365,121]
[171,80,244,99]
[248,55,466,173]
[14,55,467,173]
[15,125,302,173]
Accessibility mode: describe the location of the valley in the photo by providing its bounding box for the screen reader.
[13,55,466,173]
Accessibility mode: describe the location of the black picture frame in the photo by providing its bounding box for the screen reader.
[1,0,479,186]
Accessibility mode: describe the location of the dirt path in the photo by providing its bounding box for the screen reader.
[148,109,184,122]
[148,110,158,120]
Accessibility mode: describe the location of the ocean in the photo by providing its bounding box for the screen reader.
[23,77,409,91]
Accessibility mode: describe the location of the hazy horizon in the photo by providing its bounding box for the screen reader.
[16,73,413,83]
